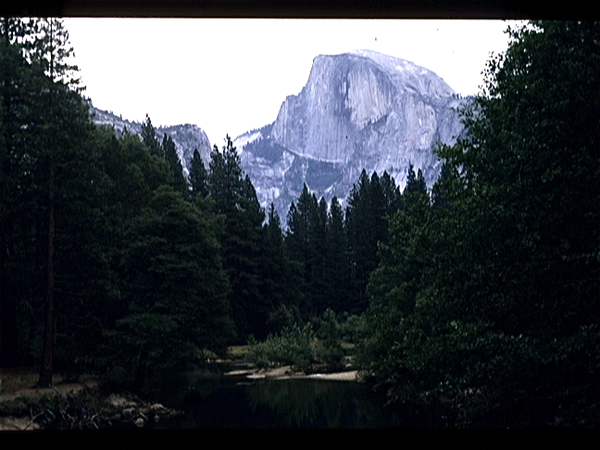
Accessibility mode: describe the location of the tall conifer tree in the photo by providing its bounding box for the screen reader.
[161,133,188,196]
[207,136,269,341]
[31,17,91,387]
[141,114,161,157]
[308,196,329,316]
[362,21,600,427]
[326,196,349,313]
[188,148,208,201]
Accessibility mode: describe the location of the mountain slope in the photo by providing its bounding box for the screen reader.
[90,105,212,177]
[235,50,472,223]
[89,50,472,225]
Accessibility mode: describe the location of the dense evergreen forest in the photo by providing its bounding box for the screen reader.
[358,21,600,427]
[1,19,598,428]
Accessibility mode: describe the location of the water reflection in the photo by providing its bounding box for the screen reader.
[245,379,376,428]
[150,368,405,429]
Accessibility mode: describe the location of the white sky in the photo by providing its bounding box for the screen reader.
[65,18,521,147]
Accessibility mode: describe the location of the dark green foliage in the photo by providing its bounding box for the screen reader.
[0,21,238,390]
[161,133,188,197]
[248,308,350,373]
[188,148,208,201]
[207,136,269,342]
[285,184,351,319]
[313,309,345,370]
[265,203,284,254]
[283,171,400,319]
[91,129,231,389]
[287,184,314,262]
[361,21,600,428]
[109,186,234,389]
[12,20,597,429]
[207,137,245,219]
[0,17,105,385]
[1,19,41,368]
[247,323,317,373]
[325,196,350,313]
[345,169,400,313]
[263,203,302,334]
[379,171,402,214]
[403,164,428,210]
[284,184,314,317]
[140,114,161,157]
[308,196,329,316]
[28,18,81,88]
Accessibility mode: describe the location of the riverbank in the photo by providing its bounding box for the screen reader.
[1,363,363,430]
[223,364,362,381]
[0,368,179,431]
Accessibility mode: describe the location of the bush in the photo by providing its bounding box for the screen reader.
[338,312,365,344]
[247,323,316,372]
[312,309,344,370]
[248,310,364,373]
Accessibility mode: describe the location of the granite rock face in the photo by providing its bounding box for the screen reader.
[235,50,471,225]
[90,50,471,227]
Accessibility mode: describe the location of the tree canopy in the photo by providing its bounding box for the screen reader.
[360,21,600,428]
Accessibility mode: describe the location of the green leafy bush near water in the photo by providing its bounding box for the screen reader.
[247,309,362,373]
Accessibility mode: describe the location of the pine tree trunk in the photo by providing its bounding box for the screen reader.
[38,25,57,387]
[0,171,20,368]
[38,158,55,387]
[0,19,20,368]
[134,347,148,393]
[0,281,19,367]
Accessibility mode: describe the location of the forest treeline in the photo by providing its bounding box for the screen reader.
[1,19,599,427]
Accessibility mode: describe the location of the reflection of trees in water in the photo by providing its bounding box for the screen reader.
[146,368,223,408]
[153,374,413,428]
[245,380,389,428]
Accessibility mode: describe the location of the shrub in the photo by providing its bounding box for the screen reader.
[247,323,317,373]
[248,310,363,373]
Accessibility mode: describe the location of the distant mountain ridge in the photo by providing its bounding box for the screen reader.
[90,105,212,177]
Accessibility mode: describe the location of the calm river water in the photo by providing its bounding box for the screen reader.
[144,364,445,429]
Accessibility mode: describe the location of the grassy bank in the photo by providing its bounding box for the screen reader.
[0,368,179,430]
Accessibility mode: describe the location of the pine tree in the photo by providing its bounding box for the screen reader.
[380,171,401,215]
[161,133,188,196]
[345,170,377,313]
[343,169,400,314]
[285,183,317,318]
[208,136,243,217]
[262,203,300,334]
[188,148,208,201]
[325,196,350,313]
[362,21,600,427]
[0,18,37,367]
[29,18,81,89]
[207,136,269,341]
[430,160,457,211]
[283,201,308,316]
[308,196,329,316]
[114,186,234,390]
[370,172,389,251]
[26,17,92,388]
[141,114,161,157]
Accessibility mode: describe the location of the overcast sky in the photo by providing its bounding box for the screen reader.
[64,18,522,147]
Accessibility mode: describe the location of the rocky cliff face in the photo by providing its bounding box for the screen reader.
[235,50,471,224]
[90,50,471,227]
[91,106,212,176]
